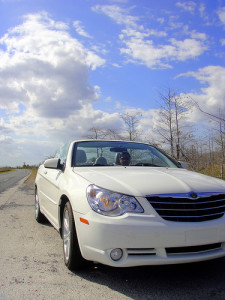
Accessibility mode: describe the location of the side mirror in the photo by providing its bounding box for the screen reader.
[178,161,188,169]
[44,158,64,170]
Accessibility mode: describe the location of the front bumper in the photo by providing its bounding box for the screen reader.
[74,209,225,267]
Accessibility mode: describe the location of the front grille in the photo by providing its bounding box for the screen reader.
[166,243,222,254]
[146,192,225,222]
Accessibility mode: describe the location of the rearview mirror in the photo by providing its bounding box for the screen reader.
[44,158,64,170]
[178,161,188,169]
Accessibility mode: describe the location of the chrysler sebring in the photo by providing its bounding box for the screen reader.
[35,140,225,270]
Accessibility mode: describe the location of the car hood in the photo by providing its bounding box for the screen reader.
[73,166,225,197]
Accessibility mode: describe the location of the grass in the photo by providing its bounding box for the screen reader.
[24,168,38,187]
[0,168,16,174]
[199,165,224,180]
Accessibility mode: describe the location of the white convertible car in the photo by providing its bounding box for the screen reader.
[35,140,225,270]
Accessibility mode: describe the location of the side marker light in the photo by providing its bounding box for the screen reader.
[80,218,89,225]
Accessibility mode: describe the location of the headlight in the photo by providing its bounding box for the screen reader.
[87,184,144,216]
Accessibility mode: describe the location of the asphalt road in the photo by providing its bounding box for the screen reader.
[1,173,225,299]
[0,169,30,193]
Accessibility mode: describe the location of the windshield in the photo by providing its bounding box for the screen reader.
[73,141,178,168]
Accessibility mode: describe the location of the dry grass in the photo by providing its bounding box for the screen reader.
[0,168,16,174]
[199,165,224,180]
[25,168,38,187]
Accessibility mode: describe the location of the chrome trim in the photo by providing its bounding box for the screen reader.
[156,204,225,211]
[149,198,225,205]
[146,192,225,199]
[146,192,225,222]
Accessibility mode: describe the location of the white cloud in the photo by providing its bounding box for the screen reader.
[198,3,208,21]
[178,66,225,122]
[0,12,120,165]
[199,3,205,16]
[0,12,105,118]
[120,36,207,69]
[104,96,112,102]
[115,101,122,109]
[217,7,225,25]
[92,5,139,28]
[0,135,13,143]
[0,102,124,166]
[221,39,225,46]
[73,20,92,38]
[169,38,207,60]
[93,4,208,69]
[112,62,122,68]
[120,28,167,39]
[157,17,165,24]
[0,136,59,166]
[184,27,207,41]
[167,15,183,30]
[176,1,196,14]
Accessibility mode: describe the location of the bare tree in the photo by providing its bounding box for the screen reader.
[120,112,142,141]
[213,113,225,179]
[208,132,215,176]
[85,127,107,139]
[191,99,225,124]
[155,88,189,159]
[219,119,225,179]
[85,127,122,140]
[105,129,123,140]
[190,97,225,178]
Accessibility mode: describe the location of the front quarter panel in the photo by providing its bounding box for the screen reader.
[58,168,92,215]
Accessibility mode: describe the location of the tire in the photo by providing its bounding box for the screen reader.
[35,189,45,223]
[62,201,89,270]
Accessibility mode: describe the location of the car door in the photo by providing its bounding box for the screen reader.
[39,144,70,227]
[39,165,62,227]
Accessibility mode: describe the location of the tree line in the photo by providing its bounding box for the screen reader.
[86,88,225,179]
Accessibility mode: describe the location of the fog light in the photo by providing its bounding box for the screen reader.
[110,248,123,261]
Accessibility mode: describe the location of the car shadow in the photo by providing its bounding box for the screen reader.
[72,258,225,299]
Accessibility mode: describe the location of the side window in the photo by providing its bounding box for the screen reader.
[55,143,70,164]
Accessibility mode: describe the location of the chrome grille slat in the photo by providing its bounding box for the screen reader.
[149,199,225,205]
[146,193,225,222]
[156,204,225,211]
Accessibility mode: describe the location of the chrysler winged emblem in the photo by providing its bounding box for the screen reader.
[189,192,198,199]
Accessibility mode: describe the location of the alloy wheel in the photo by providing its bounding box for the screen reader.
[63,208,71,262]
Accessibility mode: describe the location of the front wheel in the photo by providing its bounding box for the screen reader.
[35,189,45,223]
[62,201,89,270]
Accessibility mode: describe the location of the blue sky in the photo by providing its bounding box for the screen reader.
[0,0,225,166]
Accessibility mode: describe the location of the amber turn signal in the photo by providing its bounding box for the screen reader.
[80,218,89,225]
